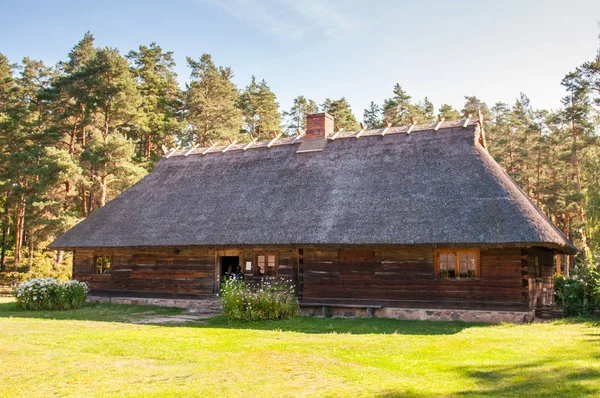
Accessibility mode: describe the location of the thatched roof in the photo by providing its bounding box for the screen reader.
[49,119,576,253]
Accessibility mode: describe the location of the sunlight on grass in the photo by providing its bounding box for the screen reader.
[0,298,599,397]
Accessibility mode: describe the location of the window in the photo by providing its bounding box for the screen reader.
[94,255,111,274]
[434,249,479,279]
[255,252,278,276]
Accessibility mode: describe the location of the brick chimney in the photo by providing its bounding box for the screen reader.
[306,112,334,139]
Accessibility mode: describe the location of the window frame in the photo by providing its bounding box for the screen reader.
[93,254,112,275]
[434,249,480,280]
[254,252,279,277]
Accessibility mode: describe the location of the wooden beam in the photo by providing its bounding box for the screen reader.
[355,123,366,139]
[407,118,417,134]
[329,127,343,140]
[434,115,445,132]
[267,134,282,148]
[201,144,216,155]
[242,141,254,151]
[184,144,199,157]
[222,140,237,153]
[164,148,177,159]
[381,120,391,136]
[463,113,472,128]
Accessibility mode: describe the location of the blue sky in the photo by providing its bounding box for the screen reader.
[1,0,600,119]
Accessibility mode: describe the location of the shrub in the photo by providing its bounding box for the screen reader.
[13,278,89,311]
[554,255,600,316]
[220,277,299,321]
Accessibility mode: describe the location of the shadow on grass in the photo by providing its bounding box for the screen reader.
[199,315,489,335]
[375,360,600,397]
[0,299,489,335]
[452,360,600,397]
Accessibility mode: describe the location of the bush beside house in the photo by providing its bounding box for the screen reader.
[554,256,600,316]
[13,278,89,310]
[220,277,299,321]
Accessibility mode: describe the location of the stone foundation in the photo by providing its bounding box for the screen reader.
[301,305,534,323]
[376,307,534,323]
[89,296,534,323]
[87,295,222,315]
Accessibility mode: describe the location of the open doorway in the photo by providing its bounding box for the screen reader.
[221,256,240,280]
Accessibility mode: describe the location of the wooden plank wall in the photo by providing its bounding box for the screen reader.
[73,246,299,298]
[302,247,529,311]
[73,248,216,298]
[72,245,543,311]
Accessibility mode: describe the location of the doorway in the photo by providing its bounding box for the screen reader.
[221,256,240,279]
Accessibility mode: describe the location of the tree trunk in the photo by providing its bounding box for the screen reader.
[146,133,152,161]
[55,250,64,266]
[14,199,25,268]
[103,110,110,141]
[81,187,88,217]
[69,122,78,155]
[28,232,34,269]
[563,213,571,277]
[80,103,87,148]
[570,99,589,258]
[536,144,541,208]
[89,189,95,214]
[0,197,10,272]
[100,175,108,208]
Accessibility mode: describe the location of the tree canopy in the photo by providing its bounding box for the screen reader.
[0,31,599,275]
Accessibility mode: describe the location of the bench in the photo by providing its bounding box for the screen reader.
[299,302,383,318]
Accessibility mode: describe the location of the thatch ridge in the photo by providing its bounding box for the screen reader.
[166,119,478,158]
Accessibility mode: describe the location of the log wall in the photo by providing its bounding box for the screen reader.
[72,245,552,310]
[72,246,299,298]
[302,247,532,311]
[73,248,216,298]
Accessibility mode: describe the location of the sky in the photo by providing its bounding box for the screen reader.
[1,0,600,120]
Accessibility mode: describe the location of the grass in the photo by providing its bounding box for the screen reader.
[0,298,599,397]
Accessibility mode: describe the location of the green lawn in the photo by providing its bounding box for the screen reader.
[0,298,599,397]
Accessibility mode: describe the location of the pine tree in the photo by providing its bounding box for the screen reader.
[0,53,16,270]
[2,58,55,266]
[62,31,96,74]
[184,54,242,145]
[462,96,491,121]
[382,84,412,126]
[283,95,318,134]
[80,132,146,208]
[127,42,183,163]
[363,101,383,129]
[321,97,358,131]
[417,97,435,122]
[488,102,515,172]
[382,84,429,126]
[83,48,144,141]
[438,104,461,120]
[238,76,281,140]
[559,69,595,255]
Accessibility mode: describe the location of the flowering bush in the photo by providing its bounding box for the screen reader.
[13,278,89,310]
[220,277,299,321]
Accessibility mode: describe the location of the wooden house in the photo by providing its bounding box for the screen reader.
[49,112,576,322]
